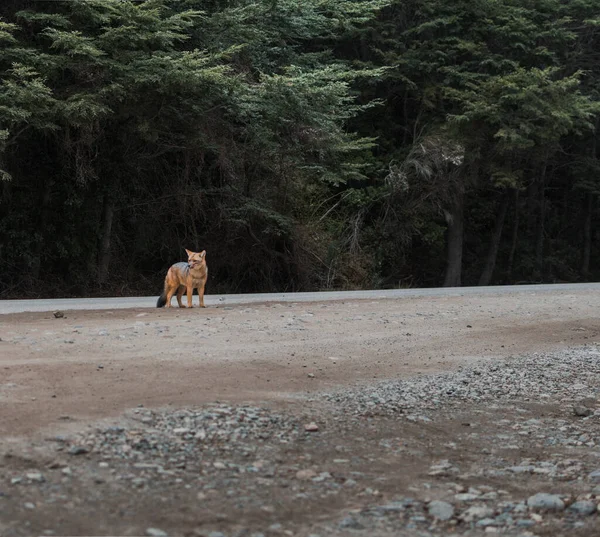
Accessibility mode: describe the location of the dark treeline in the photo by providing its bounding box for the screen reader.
[0,0,599,298]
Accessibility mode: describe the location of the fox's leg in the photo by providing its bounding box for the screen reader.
[165,285,176,308]
[176,285,185,308]
[186,285,194,308]
[197,283,206,308]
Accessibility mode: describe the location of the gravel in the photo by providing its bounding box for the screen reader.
[322,345,600,418]
[3,345,600,536]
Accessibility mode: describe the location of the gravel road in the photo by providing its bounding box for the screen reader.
[0,287,599,536]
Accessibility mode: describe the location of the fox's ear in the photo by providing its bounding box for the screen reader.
[201,250,206,258]
[185,248,193,257]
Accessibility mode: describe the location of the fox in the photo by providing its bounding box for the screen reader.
[156,249,208,308]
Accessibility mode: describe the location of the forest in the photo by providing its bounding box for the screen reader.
[0,0,599,298]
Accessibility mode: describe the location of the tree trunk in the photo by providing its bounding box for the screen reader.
[506,188,520,282]
[443,188,464,287]
[478,191,509,286]
[581,192,594,281]
[97,195,115,285]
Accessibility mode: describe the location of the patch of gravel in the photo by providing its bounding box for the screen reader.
[68,405,301,462]
[323,345,600,419]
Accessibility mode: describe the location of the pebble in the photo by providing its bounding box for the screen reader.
[145,529,168,537]
[427,500,454,521]
[526,493,565,511]
[460,506,494,522]
[296,469,317,480]
[68,446,89,455]
[588,469,600,481]
[568,500,597,516]
[26,473,44,482]
[338,516,363,529]
[574,406,593,417]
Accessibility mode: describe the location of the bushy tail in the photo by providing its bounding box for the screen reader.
[156,291,167,308]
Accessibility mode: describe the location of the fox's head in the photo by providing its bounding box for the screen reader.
[185,249,206,269]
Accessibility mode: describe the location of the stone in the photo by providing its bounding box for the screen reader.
[145,529,168,537]
[428,500,455,521]
[460,506,494,522]
[568,500,597,516]
[338,516,363,529]
[68,446,89,455]
[573,406,593,417]
[526,493,565,511]
[296,469,317,480]
[304,422,319,432]
[588,470,600,481]
[455,493,481,502]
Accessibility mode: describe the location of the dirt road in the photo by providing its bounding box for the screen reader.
[1,288,599,536]
[1,289,598,437]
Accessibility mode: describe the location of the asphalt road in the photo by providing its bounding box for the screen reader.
[1,282,599,314]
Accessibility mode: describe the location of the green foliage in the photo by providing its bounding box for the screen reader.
[1,0,600,296]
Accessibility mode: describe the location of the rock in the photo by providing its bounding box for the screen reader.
[296,469,317,480]
[574,406,593,417]
[68,446,89,455]
[338,516,363,529]
[509,466,534,474]
[460,506,494,522]
[526,493,565,511]
[26,472,44,483]
[24,502,36,509]
[494,513,513,525]
[476,518,496,527]
[145,529,168,537]
[428,500,455,521]
[455,493,481,502]
[53,311,64,318]
[312,472,331,482]
[568,500,597,516]
[588,470,600,481]
[304,422,319,432]
[373,502,404,513]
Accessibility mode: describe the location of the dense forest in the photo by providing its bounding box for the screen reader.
[0,0,598,298]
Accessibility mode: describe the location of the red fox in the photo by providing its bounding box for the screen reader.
[156,249,207,308]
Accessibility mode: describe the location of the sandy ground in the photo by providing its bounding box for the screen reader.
[1,290,598,438]
[0,289,599,537]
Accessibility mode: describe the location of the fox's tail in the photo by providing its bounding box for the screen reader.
[156,291,167,308]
